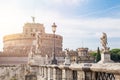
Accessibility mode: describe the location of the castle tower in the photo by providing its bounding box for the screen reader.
[77,48,95,63]
[23,23,45,36]
[1,21,63,64]
[77,48,88,56]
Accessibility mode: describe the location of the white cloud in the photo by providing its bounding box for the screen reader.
[49,0,85,6]
[0,0,120,50]
[26,10,120,39]
[56,18,120,38]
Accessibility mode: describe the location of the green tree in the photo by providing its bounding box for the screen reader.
[110,49,120,54]
[10,77,17,80]
[117,51,120,60]
[89,51,97,63]
[96,47,101,62]
[90,52,97,57]
[110,48,120,62]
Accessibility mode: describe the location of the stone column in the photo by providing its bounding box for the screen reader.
[43,66,48,80]
[39,66,41,76]
[51,68,53,80]
[62,69,66,80]
[84,71,92,80]
[44,66,47,79]
[41,66,44,77]
[57,68,62,80]
[91,72,96,80]
[61,69,72,80]
[77,70,85,80]
[67,69,72,80]
[82,64,92,80]
[114,74,120,80]
[45,67,48,79]
[47,67,51,80]
[41,67,43,77]
[52,65,62,80]
[53,66,57,80]
[48,66,53,80]
[60,65,70,80]
[39,66,42,76]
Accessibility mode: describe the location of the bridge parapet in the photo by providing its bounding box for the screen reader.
[0,63,120,80]
[37,63,120,80]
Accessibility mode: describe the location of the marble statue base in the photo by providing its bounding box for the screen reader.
[98,52,114,63]
[64,57,70,65]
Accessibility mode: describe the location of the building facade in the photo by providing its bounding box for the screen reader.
[77,48,95,63]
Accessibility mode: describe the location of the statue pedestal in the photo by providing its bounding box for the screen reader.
[98,52,113,63]
[64,57,70,65]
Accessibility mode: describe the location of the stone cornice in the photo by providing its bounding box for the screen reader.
[90,63,120,74]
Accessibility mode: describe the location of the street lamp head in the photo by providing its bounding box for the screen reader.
[52,22,57,33]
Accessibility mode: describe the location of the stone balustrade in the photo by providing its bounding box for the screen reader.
[0,64,26,80]
[0,63,120,80]
[35,63,120,80]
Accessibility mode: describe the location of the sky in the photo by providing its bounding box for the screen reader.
[0,0,120,51]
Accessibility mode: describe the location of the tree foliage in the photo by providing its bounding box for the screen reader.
[89,47,101,63]
[90,48,120,62]
[96,47,101,62]
[110,48,120,62]
[90,52,97,57]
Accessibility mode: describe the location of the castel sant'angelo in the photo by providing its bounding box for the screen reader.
[0,18,63,64]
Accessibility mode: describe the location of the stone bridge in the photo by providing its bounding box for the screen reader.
[0,63,120,80]
[30,63,120,80]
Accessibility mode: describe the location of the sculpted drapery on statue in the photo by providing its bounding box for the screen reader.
[64,48,70,65]
[98,32,113,63]
[100,32,109,52]
[28,32,42,65]
[35,32,42,54]
[65,48,70,58]
[28,31,42,65]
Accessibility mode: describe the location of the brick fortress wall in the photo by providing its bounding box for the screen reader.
[3,23,63,57]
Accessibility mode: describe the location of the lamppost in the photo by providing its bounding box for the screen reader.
[51,22,57,64]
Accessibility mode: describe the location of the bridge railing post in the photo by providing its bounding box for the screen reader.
[77,70,85,80]
[91,72,96,80]
[82,64,92,80]
[52,65,57,80]
[43,66,48,80]
[114,74,120,80]
[47,66,53,80]
[59,65,72,80]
